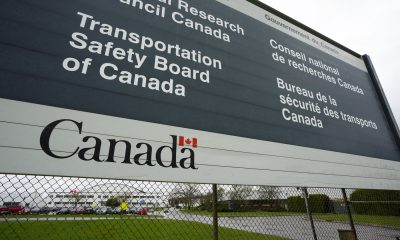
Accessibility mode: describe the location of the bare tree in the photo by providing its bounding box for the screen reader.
[118,192,130,202]
[170,184,200,210]
[229,185,252,201]
[200,187,225,210]
[257,186,280,200]
[257,186,282,211]
[70,189,82,207]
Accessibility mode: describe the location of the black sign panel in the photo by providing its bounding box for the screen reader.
[0,0,399,161]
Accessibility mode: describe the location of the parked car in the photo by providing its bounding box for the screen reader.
[28,207,41,214]
[85,207,95,214]
[46,207,59,214]
[39,207,58,214]
[70,207,86,214]
[112,207,121,214]
[127,207,138,214]
[0,205,25,215]
[26,207,57,214]
[95,206,112,214]
[136,208,148,216]
[56,207,71,215]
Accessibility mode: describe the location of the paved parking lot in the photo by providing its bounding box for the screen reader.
[164,210,400,240]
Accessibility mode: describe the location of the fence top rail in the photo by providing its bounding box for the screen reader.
[349,200,400,203]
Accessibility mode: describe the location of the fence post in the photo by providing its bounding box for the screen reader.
[341,188,358,240]
[303,187,318,240]
[212,184,219,240]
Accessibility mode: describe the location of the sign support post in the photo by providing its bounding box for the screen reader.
[303,188,318,240]
[341,188,358,240]
[212,184,219,240]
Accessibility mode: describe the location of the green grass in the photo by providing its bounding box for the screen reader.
[181,210,303,217]
[0,219,289,240]
[313,214,400,228]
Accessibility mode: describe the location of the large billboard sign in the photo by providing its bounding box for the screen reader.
[1,0,399,189]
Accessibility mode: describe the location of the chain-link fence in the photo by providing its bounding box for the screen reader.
[0,174,399,240]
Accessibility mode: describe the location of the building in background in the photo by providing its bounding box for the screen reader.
[47,183,167,208]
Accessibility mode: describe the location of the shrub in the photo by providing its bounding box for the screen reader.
[309,194,330,213]
[105,197,121,208]
[350,189,400,216]
[287,194,331,213]
[287,196,306,212]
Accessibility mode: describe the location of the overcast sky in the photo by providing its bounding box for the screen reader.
[260,0,400,126]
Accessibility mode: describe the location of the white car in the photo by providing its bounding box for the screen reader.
[95,206,112,214]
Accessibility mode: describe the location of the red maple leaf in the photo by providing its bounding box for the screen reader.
[185,138,192,145]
